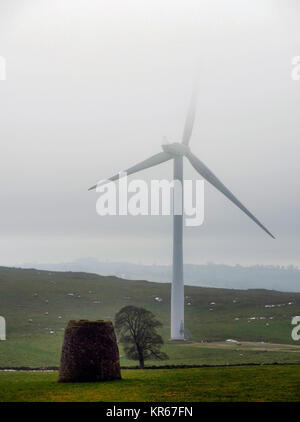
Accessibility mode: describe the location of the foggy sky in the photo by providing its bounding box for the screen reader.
[0,0,299,267]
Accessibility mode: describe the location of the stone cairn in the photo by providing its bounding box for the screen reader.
[58,320,121,382]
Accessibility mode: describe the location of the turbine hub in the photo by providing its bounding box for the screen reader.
[162,142,190,156]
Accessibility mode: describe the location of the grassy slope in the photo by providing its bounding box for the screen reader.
[1,366,300,402]
[0,266,300,367]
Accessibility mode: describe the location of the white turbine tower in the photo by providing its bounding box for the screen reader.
[89,91,275,341]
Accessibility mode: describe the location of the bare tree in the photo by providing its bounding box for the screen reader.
[115,306,168,369]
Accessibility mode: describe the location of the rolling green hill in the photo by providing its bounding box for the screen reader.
[0,266,300,367]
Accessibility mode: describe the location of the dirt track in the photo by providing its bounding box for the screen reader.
[179,340,300,353]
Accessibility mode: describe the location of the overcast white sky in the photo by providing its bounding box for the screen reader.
[0,0,299,267]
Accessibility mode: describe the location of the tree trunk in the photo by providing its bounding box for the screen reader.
[139,357,144,369]
[136,343,144,369]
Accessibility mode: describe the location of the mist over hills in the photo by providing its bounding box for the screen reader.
[21,258,300,292]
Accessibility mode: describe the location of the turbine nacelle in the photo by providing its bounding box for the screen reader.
[162,142,190,157]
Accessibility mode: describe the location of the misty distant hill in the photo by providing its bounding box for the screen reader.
[21,258,300,292]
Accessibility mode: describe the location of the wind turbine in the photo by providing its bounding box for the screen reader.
[88,91,275,341]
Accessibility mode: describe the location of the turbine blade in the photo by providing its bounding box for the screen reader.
[186,151,275,239]
[88,151,172,190]
[182,90,197,145]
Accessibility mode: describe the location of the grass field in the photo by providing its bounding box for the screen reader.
[0,266,300,368]
[0,366,300,402]
[1,267,300,403]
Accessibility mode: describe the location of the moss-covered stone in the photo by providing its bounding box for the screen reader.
[58,320,121,382]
